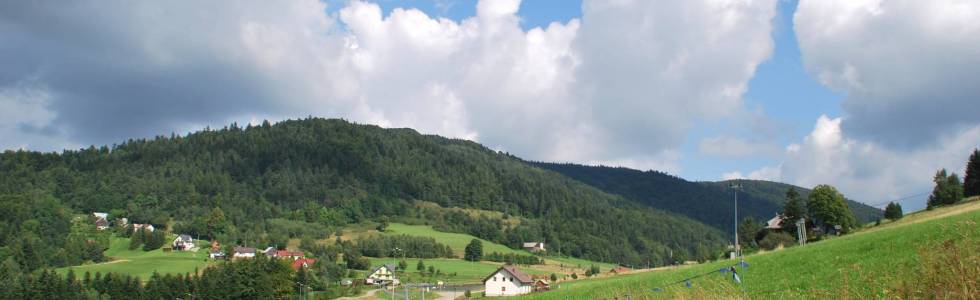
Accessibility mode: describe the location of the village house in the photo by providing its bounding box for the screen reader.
[92,212,110,230]
[522,242,545,253]
[534,279,550,292]
[261,247,277,257]
[117,217,129,228]
[766,215,784,230]
[131,223,155,232]
[209,241,225,260]
[292,258,316,271]
[365,264,397,285]
[483,265,535,297]
[94,218,110,230]
[274,250,305,260]
[233,246,256,259]
[172,234,194,251]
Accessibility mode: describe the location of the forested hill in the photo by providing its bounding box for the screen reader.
[531,163,883,230]
[0,118,724,270]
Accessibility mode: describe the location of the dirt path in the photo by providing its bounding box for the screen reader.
[75,259,132,267]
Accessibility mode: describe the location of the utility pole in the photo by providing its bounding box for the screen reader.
[730,181,742,258]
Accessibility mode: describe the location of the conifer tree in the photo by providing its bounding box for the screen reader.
[928,169,964,209]
[781,188,806,233]
[884,202,903,220]
[964,148,980,197]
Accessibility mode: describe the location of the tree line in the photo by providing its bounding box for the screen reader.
[0,256,307,300]
[927,148,979,209]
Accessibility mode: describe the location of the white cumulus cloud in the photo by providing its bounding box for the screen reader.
[0,0,778,170]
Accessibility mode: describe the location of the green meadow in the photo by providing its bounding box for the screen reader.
[382,223,528,256]
[514,199,980,299]
[57,237,213,281]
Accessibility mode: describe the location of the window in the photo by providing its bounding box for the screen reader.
[509,277,513,282]
[502,287,506,292]
[493,276,497,282]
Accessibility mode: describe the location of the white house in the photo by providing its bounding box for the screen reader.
[132,223,155,232]
[483,266,535,297]
[172,234,194,251]
[209,250,225,260]
[233,246,256,259]
[522,242,545,252]
[366,264,396,285]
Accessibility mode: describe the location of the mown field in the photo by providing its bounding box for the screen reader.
[362,223,617,284]
[57,237,212,281]
[512,199,980,299]
[381,223,528,257]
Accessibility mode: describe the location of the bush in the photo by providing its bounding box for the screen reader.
[758,232,796,250]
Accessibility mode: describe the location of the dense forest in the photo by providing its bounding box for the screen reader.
[0,118,725,272]
[533,163,883,230]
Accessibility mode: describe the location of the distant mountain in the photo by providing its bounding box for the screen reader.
[531,163,883,231]
[0,118,723,267]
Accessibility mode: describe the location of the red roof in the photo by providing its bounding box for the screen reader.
[292,258,316,270]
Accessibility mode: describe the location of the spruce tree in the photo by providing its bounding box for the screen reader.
[965,148,980,197]
[884,202,903,220]
[781,188,806,233]
[928,169,964,209]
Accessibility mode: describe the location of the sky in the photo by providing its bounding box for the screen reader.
[2,0,979,211]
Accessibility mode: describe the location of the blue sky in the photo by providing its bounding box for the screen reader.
[2,0,978,210]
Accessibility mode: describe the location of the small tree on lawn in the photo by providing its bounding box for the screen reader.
[928,169,964,209]
[416,260,425,272]
[398,260,408,271]
[376,215,389,232]
[129,228,144,250]
[464,239,483,262]
[807,185,856,233]
[737,217,762,249]
[884,202,903,220]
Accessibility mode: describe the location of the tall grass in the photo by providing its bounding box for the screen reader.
[892,220,979,299]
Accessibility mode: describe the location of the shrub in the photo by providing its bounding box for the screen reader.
[758,232,796,250]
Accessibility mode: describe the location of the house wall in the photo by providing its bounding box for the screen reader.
[370,267,394,280]
[484,270,532,296]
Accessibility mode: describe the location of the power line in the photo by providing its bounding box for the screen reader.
[866,191,930,208]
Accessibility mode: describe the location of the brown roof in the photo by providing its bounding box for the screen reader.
[276,250,304,257]
[482,265,534,284]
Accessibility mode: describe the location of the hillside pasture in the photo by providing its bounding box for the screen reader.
[515,199,980,299]
[57,237,212,281]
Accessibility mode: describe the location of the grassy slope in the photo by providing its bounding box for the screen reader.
[514,199,980,299]
[57,237,212,281]
[362,223,615,284]
[383,223,527,257]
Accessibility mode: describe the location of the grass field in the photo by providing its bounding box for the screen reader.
[382,223,529,257]
[367,257,502,283]
[363,223,619,284]
[57,237,213,281]
[513,199,980,299]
